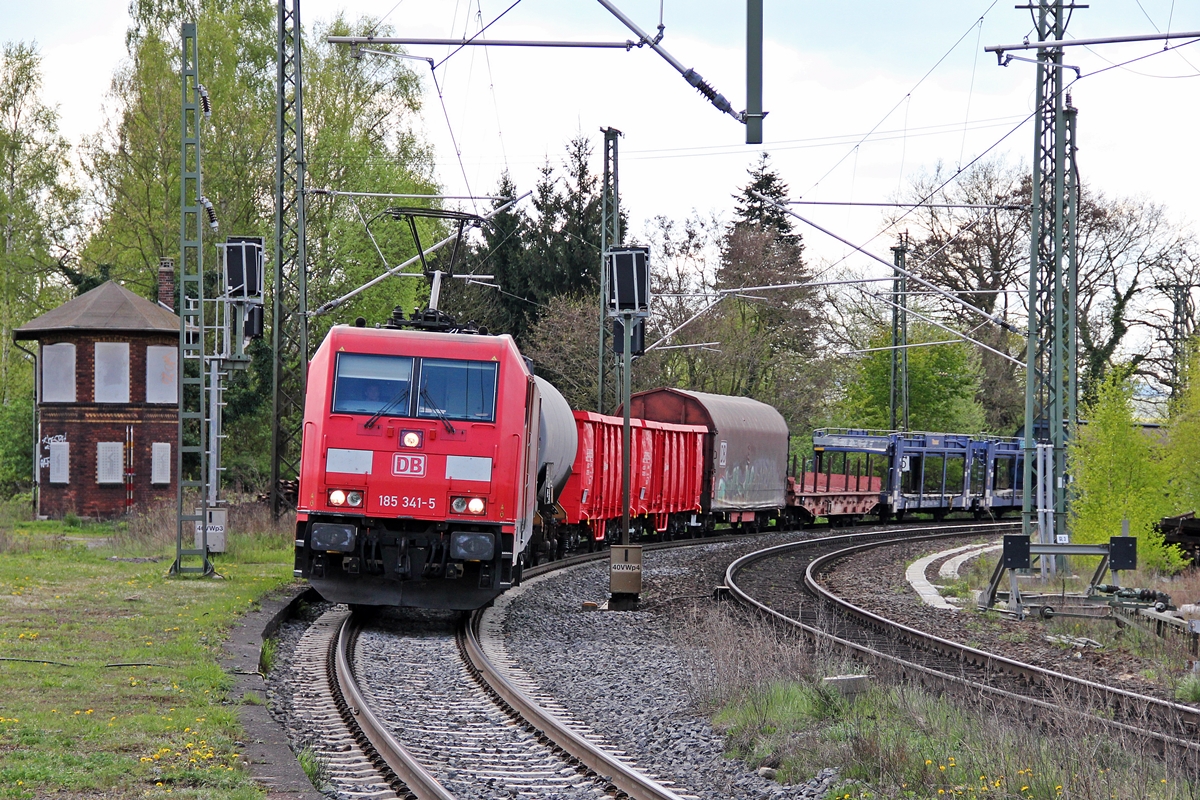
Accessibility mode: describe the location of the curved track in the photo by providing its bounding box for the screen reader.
[295,542,714,799]
[287,518,1035,798]
[724,524,1200,759]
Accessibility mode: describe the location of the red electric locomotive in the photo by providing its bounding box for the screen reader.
[292,320,575,610]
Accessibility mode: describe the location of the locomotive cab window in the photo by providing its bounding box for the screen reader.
[332,353,413,416]
[417,359,498,422]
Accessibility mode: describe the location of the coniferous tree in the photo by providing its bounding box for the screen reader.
[456,136,603,346]
[730,152,801,249]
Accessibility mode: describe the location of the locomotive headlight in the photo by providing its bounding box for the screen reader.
[450,531,495,561]
[346,491,363,507]
[310,522,356,552]
[328,489,347,506]
[400,430,423,448]
[451,496,487,515]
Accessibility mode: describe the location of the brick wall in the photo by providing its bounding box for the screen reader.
[36,332,178,518]
[158,259,175,310]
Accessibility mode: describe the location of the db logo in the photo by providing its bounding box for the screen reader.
[391,453,427,477]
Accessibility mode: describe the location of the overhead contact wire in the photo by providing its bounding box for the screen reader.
[960,14,985,168]
[434,0,523,69]
[477,1,509,170]
[802,0,1000,196]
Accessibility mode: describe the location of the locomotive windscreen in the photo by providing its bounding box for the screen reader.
[332,353,413,415]
[417,359,498,422]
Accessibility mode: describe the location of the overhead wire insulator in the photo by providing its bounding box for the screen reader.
[681,68,736,118]
[197,84,212,118]
[199,196,218,230]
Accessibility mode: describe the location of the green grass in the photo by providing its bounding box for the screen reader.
[0,510,295,799]
[296,745,327,791]
[714,679,1193,799]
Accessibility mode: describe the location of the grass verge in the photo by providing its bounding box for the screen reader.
[677,604,1200,799]
[0,500,295,800]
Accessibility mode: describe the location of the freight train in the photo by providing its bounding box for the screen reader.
[292,316,1028,610]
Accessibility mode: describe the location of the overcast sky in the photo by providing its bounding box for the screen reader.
[6,1,1200,271]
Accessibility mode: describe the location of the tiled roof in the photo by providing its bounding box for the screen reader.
[14,281,178,339]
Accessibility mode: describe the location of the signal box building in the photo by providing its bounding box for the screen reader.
[15,281,179,518]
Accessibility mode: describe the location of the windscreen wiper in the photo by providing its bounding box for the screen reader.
[420,386,457,434]
[363,387,409,429]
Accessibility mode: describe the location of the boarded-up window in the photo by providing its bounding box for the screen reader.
[97,442,124,484]
[94,343,130,403]
[42,343,76,402]
[49,442,69,484]
[151,442,171,484]
[146,346,177,404]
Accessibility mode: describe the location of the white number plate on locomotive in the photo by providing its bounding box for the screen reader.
[379,495,437,510]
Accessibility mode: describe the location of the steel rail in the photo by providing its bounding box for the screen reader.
[333,615,458,800]
[462,608,687,800]
[802,536,1200,737]
[723,527,1200,755]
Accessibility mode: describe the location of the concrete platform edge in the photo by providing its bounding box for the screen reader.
[220,583,325,800]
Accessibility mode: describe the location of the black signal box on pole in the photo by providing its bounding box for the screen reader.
[612,317,645,355]
[223,236,264,300]
[606,246,650,316]
[1002,535,1031,570]
[1109,536,1137,571]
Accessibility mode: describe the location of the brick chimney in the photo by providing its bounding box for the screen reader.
[158,258,175,311]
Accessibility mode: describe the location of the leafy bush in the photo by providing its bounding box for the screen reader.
[1069,369,1185,573]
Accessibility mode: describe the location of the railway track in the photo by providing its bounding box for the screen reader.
[291,582,702,798]
[723,523,1200,761]
[284,518,1026,798]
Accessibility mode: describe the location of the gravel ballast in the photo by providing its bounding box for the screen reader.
[264,531,848,800]
[492,537,837,800]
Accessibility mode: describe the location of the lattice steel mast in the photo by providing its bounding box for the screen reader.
[172,23,214,576]
[271,0,308,517]
[890,236,910,432]
[598,127,621,414]
[1022,0,1080,547]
